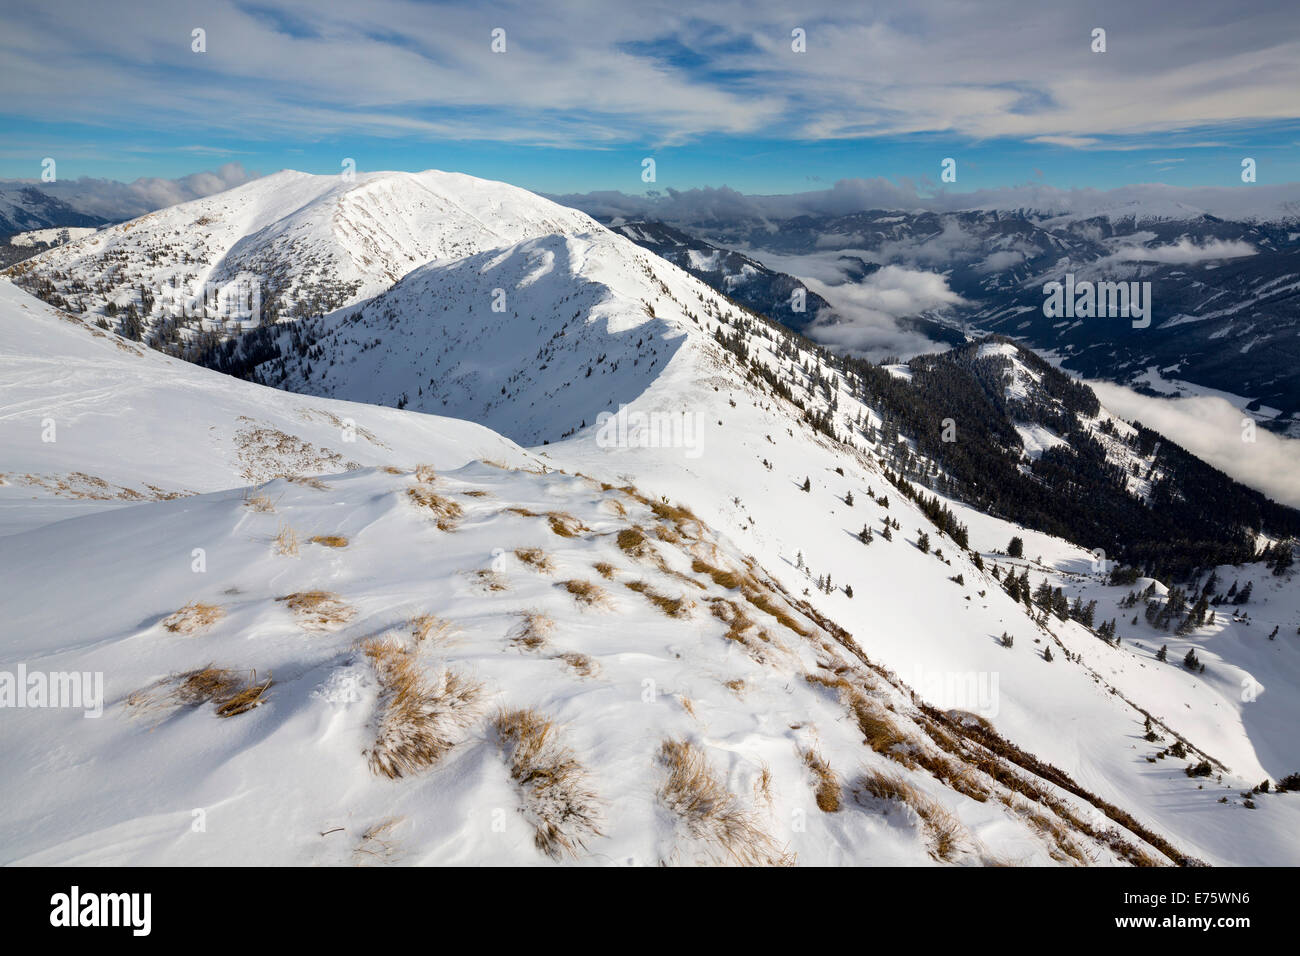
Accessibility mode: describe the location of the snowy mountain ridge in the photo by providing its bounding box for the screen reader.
[3,168,1299,867]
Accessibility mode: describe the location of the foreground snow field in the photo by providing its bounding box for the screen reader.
[2,170,1298,867]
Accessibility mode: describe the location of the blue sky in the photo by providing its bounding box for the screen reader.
[2,0,1298,196]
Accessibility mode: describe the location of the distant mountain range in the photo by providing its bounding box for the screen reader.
[579,206,1300,435]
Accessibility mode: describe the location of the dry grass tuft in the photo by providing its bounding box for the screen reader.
[494,708,605,859]
[625,580,692,618]
[354,816,404,864]
[410,614,454,643]
[363,638,483,779]
[592,561,617,579]
[657,738,793,866]
[309,534,348,548]
[129,665,271,718]
[803,748,842,812]
[740,586,810,637]
[406,486,464,531]
[274,521,299,556]
[616,526,652,557]
[856,768,920,805]
[243,490,276,512]
[754,763,774,805]
[649,500,702,538]
[851,697,909,759]
[414,463,438,483]
[557,652,597,678]
[854,768,969,861]
[286,475,328,490]
[709,598,756,642]
[514,547,555,573]
[691,558,744,590]
[470,568,509,592]
[162,602,224,635]
[462,489,491,498]
[546,511,587,538]
[563,579,610,609]
[275,590,356,629]
[510,611,554,651]
[920,802,969,862]
[381,465,405,475]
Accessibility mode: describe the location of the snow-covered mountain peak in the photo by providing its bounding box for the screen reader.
[7,168,603,347]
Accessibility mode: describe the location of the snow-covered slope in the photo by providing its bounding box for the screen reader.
[238,210,1300,864]
[1,280,1213,868]
[4,167,1298,867]
[0,278,534,536]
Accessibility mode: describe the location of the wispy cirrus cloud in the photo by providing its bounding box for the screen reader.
[3,0,1300,152]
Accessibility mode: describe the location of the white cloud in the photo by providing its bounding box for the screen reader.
[1111,238,1257,264]
[1091,382,1300,509]
[4,1,1299,148]
[801,265,965,360]
[1,163,261,220]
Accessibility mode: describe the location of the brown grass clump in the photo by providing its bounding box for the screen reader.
[129,665,271,718]
[410,614,454,643]
[616,526,652,557]
[381,466,405,475]
[855,768,969,861]
[514,547,554,573]
[724,678,746,696]
[510,611,554,651]
[546,511,586,538]
[406,486,464,531]
[856,768,920,805]
[709,598,756,642]
[625,580,692,618]
[276,590,356,629]
[803,749,842,812]
[649,499,702,538]
[414,463,438,483]
[286,475,328,490]
[919,802,969,862]
[563,579,610,609]
[851,697,910,760]
[243,490,276,512]
[557,652,597,678]
[657,738,793,866]
[470,569,509,592]
[494,708,604,859]
[592,561,616,579]
[309,534,348,548]
[740,586,810,637]
[274,522,300,556]
[463,490,490,498]
[162,602,224,635]
[691,558,743,590]
[363,638,483,779]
